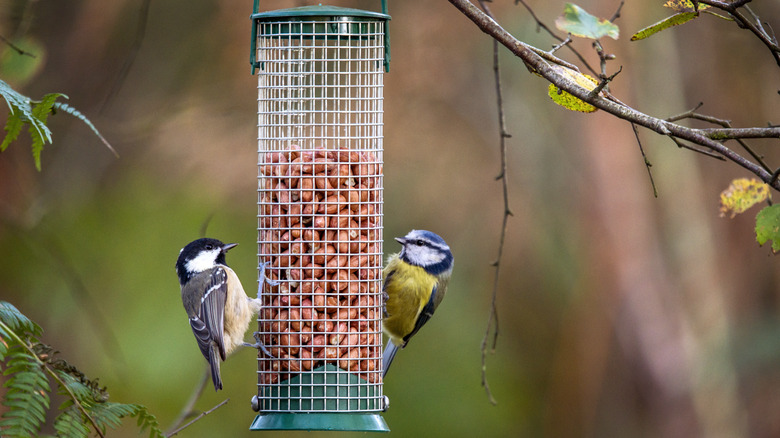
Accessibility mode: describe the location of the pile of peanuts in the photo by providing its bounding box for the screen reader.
[257,146,383,385]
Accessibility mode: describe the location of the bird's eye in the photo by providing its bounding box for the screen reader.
[416,240,425,246]
[205,244,213,250]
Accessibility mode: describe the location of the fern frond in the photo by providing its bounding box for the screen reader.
[54,406,90,438]
[0,346,50,437]
[129,404,165,438]
[0,80,118,169]
[26,92,63,171]
[53,101,119,158]
[0,301,42,337]
[0,302,164,438]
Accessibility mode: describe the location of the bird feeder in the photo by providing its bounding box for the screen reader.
[250,1,390,432]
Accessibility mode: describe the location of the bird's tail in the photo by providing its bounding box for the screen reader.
[208,343,223,391]
[382,342,400,378]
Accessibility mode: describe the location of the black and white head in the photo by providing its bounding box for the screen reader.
[397,230,453,277]
[175,238,237,286]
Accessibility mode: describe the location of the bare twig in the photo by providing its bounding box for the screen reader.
[515,0,599,76]
[100,0,153,113]
[668,136,727,160]
[609,0,626,23]
[0,35,36,58]
[665,105,774,172]
[632,123,658,198]
[588,66,622,99]
[165,398,229,437]
[697,0,780,66]
[477,0,512,406]
[165,368,210,435]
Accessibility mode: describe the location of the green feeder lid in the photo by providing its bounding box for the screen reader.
[252,5,391,22]
[250,3,392,74]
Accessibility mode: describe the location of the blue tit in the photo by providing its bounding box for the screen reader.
[382,230,454,377]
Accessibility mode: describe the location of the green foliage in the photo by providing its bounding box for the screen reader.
[0,300,165,438]
[555,3,619,40]
[631,0,730,41]
[0,79,117,171]
[756,205,780,253]
[0,346,51,437]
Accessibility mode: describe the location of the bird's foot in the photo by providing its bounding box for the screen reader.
[257,260,280,298]
[244,331,276,358]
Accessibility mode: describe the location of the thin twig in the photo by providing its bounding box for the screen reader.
[165,398,229,437]
[477,0,512,406]
[588,66,622,99]
[100,0,152,113]
[609,0,626,23]
[0,35,36,58]
[665,105,773,172]
[697,0,780,66]
[631,123,658,198]
[165,367,210,435]
[668,136,727,160]
[515,0,599,76]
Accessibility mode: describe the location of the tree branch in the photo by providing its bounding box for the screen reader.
[697,0,780,66]
[448,0,780,191]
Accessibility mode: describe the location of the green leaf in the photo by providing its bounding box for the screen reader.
[555,3,619,40]
[631,12,699,41]
[719,178,771,218]
[756,204,780,253]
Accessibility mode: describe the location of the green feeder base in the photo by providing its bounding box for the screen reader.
[250,412,389,432]
[250,364,389,432]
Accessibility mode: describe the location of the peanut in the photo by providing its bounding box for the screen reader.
[258,147,383,383]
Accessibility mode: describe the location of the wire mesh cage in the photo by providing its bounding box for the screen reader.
[250,3,390,432]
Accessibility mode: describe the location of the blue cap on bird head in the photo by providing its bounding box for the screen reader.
[396,229,453,275]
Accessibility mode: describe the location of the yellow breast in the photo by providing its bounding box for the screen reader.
[382,255,439,345]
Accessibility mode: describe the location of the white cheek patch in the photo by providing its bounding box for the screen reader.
[406,247,446,266]
[185,249,220,274]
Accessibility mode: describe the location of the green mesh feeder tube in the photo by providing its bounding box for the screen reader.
[250,2,390,432]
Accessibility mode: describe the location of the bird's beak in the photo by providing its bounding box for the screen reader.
[394,237,406,245]
[222,243,238,252]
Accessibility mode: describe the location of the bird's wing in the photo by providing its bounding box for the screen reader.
[381,270,395,318]
[197,267,228,361]
[188,315,211,359]
[402,283,438,345]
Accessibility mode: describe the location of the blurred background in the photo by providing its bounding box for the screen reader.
[1,0,779,436]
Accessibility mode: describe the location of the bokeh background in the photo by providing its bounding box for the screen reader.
[1,0,780,437]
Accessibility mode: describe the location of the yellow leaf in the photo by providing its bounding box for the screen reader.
[719,178,771,218]
[547,65,599,113]
[663,0,711,13]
